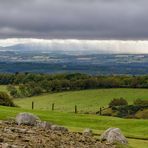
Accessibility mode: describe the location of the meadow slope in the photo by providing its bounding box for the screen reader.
[14,88,148,113]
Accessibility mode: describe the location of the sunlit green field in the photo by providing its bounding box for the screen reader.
[0,86,148,147]
[14,88,148,113]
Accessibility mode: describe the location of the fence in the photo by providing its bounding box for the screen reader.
[31,101,79,113]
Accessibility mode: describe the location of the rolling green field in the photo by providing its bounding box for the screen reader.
[14,88,148,113]
[0,86,148,147]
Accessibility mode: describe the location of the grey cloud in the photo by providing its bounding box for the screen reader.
[0,0,148,39]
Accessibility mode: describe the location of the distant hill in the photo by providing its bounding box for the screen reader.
[0,44,148,74]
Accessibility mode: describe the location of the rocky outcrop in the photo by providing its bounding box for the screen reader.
[0,121,113,148]
[100,128,128,144]
[16,112,40,126]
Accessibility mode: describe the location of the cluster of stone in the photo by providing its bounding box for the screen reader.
[0,113,127,148]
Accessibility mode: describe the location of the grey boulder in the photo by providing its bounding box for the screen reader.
[16,113,40,126]
[100,128,128,144]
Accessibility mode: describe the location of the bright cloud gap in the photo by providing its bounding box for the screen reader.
[0,38,148,54]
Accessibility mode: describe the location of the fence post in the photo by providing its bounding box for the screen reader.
[75,105,77,114]
[52,103,55,111]
[100,107,102,115]
[32,101,34,110]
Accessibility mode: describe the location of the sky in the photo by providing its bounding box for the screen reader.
[0,0,148,39]
[1,0,148,53]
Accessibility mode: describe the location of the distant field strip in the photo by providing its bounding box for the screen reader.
[15,88,148,112]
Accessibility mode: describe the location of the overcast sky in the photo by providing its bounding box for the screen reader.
[1,0,148,39]
[1,0,148,54]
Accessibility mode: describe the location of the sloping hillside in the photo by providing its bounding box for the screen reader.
[15,88,148,113]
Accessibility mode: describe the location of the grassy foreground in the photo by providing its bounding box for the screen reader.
[0,86,148,147]
[0,106,147,148]
[15,88,148,113]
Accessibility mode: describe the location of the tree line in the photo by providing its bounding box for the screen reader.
[1,73,148,98]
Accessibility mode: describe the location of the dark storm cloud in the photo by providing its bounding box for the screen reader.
[0,0,148,39]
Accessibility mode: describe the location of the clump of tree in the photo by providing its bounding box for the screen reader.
[19,83,43,97]
[109,98,128,107]
[0,91,15,107]
[101,98,148,118]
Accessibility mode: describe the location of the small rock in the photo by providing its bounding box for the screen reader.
[3,128,12,133]
[37,121,52,130]
[16,113,40,126]
[11,145,18,148]
[51,125,68,132]
[16,128,27,134]
[83,128,93,137]
[100,128,128,144]
[26,130,36,134]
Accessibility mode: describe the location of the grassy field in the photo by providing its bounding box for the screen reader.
[0,106,147,148]
[15,88,148,113]
[0,86,148,147]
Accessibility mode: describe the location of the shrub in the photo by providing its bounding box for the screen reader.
[7,85,19,98]
[115,105,140,118]
[101,108,113,116]
[109,98,128,107]
[0,91,15,107]
[134,99,148,106]
[135,109,148,119]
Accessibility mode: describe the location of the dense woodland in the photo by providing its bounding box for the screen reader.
[1,73,148,97]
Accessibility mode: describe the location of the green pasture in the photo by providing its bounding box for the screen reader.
[14,88,148,113]
[0,86,148,147]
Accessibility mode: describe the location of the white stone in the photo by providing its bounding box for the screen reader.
[100,128,128,144]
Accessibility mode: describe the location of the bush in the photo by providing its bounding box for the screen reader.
[7,85,19,98]
[0,91,15,107]
[101,108,113,116]
[109,98,128,107]
[135,109,148,119]
[111,105,148,118]
[134,99,148,106]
